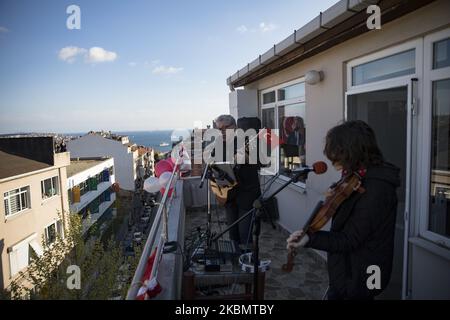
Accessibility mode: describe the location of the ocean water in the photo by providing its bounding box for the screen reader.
[116,131,174,153]
[64,129,192,153]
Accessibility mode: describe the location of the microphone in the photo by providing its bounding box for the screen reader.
[286,161,328,175]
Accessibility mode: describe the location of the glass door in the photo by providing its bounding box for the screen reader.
[347,85,410,299]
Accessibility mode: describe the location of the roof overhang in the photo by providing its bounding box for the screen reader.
[227,0,436,89]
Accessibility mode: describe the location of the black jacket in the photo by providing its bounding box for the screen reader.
[307,163,400,299]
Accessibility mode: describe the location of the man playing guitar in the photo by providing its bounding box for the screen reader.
[213,114,261,252]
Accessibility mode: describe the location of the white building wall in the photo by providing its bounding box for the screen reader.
[67,158,116,234]
[67,158,115,213]
[67,135,136,191]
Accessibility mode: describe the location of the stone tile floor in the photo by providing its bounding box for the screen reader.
[185,207,329,300]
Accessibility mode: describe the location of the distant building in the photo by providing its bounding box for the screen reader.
[67,132,142,191]
[0,137,70,290]
[66,157,116,234]
[226,0,450,299]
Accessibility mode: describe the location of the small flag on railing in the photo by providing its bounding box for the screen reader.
[136,248,162,300]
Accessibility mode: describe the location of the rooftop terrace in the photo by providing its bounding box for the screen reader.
[67,157,111,177]
[0,150,51,180]
[127,170,328,300]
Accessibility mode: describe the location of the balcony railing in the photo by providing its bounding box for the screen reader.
[126,159,181,300]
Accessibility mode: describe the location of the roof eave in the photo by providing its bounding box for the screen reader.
[227,0,434,88]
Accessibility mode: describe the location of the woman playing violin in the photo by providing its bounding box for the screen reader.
[286,120,400,300]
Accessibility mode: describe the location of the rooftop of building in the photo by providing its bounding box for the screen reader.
[67,157,111,177]
[226,0,433,88]
[0,150,51,180]
[86,130,129,143]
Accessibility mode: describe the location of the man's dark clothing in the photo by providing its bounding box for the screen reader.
[218,138,261,247]
[225,163,261,246]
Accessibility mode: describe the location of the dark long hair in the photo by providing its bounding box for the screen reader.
[324,120,384,172]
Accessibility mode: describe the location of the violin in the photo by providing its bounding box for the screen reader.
[282,171,366,272]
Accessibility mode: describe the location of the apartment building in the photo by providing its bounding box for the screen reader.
[227,0,450,299]
[66,157,116,234]
[67,132,151,191]
[0,137,70,290]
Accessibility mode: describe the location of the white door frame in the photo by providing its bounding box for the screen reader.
[418,28,450,249]
[345,38,424,300]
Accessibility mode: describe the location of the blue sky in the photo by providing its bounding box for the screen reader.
[0,0,337,133]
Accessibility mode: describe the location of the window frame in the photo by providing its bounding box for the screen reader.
[44,220,63,246]
[8,233,37,278]
[419,28,450,249]
[347,39,422,93]
[4,186,31,218]
[41,176,60,201]
[260,77,306,188]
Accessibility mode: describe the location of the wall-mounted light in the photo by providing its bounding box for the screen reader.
[305,70,324,85]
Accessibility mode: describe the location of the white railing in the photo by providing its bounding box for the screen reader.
[126,159,180,300]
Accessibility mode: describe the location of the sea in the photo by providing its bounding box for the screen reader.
[116,130,174,153]
[64,130,188,153]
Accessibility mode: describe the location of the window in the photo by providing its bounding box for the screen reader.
[262,91,276,104]
[260,79,306,182]
[279,103,306,176]
[433,38,450,69]
[352,49,415,86]
[9,235,43,277]
[45,221,62,245]
[78,179,93,196]
[421,29,450,247]
[78,182,86,196]
[428,79,450,239]
[41,176,59,200]
[278,82,305,101]
[4,187,30,217]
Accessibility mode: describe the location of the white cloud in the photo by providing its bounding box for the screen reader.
[259,22,277,33]
[58,46,117,64]
[0,26,9,33]
[236,22,278,34]
[128,62,137,67]
[58,46,86,63]
[236,25,248,34]
[152,65,184,75]
[86,47,117,63]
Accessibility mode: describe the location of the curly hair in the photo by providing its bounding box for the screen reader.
[324,120,384,171]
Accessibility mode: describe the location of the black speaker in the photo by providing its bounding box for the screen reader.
[237,117,261,131]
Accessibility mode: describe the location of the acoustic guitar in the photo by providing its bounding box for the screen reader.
[208,163,238,206]
[207,130,260,205]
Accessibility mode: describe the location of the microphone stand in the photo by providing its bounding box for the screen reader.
[211,169,308,300]
[199,162,214,247]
